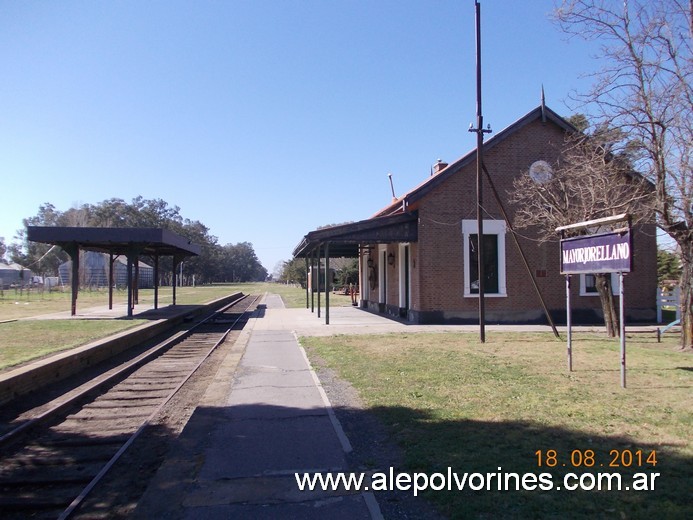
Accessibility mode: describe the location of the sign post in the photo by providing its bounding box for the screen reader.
[556,214,632,388]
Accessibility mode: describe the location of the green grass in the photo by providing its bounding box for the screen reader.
[0,284,252,321]
[0,283,326,371]
[0,320,147,370]
[0,284,260,371]
[0,282,340,320]
[302,332,692,519]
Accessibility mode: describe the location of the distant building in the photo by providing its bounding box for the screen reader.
[0,262,33,289]
[307,266,336,292]
[59,251,154,289]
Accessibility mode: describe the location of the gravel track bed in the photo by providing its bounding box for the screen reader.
[73,328,243,519]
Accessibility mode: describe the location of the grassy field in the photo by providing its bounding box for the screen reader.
[0,284,251,321]
[0,283,334,371]
[0,320,149,370]
[302,332,692,519]
[0,283,260,370]
[0,282,338,321]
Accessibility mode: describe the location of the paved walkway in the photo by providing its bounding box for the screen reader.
[135,294,382,519]
[16,301,201,321]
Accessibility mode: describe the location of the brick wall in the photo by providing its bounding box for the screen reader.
[362,116,657,324]
[360,119,657,323]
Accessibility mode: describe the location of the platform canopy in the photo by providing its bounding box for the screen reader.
[292,212,418,326]
[27,226,201,257]
[27,226,200,317]
[292,212,418,259]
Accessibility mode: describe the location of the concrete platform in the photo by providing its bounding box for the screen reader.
[0,295,242,405]
[254,303,612,337]
[134,294,382,519]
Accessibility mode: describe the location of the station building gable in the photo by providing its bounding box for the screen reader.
[294,105,657,325]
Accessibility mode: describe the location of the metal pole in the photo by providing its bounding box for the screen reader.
[305,256,309,309]
[566,275,572,371]
[172,256,177,307]
[311,250,315,313]
[469,0,491,343]
[108,253,114,310]
[317,247,321,319]
[67,243,79,317]
[620,272,626,388]
[126,253,133,318]
[153,255,159,310]
[325,242,330,325]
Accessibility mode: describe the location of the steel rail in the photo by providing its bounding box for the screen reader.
[58,293,261,519]
[0,294,247,448]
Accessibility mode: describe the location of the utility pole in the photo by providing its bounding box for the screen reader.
[469,0,491,342]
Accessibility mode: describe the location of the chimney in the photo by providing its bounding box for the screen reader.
[431,159,448,176]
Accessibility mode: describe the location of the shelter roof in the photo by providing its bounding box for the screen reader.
[0,261,27,271]
[27,227,201,257]
[293,212,418,258]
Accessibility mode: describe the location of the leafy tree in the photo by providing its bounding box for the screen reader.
[220,242,267,282]
[333,258,359,287]
[554,0,693,348]
[17,198,268,285]
[658,248,682,288]
[279,258,307,287]
[11,203,70,274]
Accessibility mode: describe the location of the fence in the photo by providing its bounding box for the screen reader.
[657,286,680,323]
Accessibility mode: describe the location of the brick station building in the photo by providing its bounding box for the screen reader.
[293,104,657,325]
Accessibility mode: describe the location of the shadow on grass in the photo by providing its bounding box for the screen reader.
[4,402,687,520]
[336,404,691,520]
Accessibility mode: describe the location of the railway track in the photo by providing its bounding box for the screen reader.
[0,293,261,519]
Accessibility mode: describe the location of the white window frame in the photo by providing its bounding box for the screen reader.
[398,243,410,309]
[378,245,387,304]
[361,252,370,301]
[462,219,507,298]
[579,273,621,296]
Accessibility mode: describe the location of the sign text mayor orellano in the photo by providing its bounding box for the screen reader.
[560,230,632,275]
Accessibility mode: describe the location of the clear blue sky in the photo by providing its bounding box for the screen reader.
[1,0,605,273]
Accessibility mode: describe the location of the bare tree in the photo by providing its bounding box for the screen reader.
[511,127,652,336]
[554,0,693,348]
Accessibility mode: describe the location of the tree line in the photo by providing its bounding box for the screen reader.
[1,197,267,284]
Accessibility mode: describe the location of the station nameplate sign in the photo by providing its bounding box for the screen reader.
[560,230,632,274]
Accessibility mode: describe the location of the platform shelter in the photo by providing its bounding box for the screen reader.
[27,227,201,317]
[292,212,418,324]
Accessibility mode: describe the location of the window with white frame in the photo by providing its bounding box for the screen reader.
[580,273,621,296]
[462,220,507,297]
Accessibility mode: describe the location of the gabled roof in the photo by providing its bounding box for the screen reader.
[373,104,576,217]
[292,104,576,259]
[0,261,28,272]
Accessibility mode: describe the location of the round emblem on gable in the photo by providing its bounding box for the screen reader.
[529,160,553,184]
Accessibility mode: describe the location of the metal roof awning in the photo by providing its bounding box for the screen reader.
[27,226,201,257]
[27,226,200,317]
[292,212,418,258]
[293,211,418,326]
